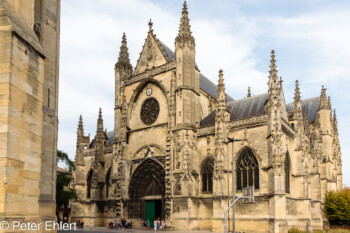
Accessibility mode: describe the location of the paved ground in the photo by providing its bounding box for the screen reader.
[58,227,214,233]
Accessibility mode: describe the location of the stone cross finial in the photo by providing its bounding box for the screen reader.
[148,19,153,31]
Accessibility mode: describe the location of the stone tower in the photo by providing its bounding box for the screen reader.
[0,0,60,229]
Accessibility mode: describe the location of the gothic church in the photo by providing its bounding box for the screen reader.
[71,2,343,232]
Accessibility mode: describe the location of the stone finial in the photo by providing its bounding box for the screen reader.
[328,96,332,110]
[319,86,328,110]
[247,86,251,98]
[268,50,280,105]
[77,114,84,139]
[217,69,226,106]
[333,109,338,133]
[268,50,279,87]
[294,80,301,103]
[96,108,104,136]
[115,33,133,73]
[78,114,83,130]
[218,69,224,84]
[175,1,195,44]
[148,19,153,31]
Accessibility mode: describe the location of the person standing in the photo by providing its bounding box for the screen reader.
[147,218,150,229]
[154,219,157,231]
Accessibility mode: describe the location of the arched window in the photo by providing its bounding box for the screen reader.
[285,152,290,194]
[236,148,259,191]
[87,169,93,198]
[201,158,214,193]
[105,168,111,198]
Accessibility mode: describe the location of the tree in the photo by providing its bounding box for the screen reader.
[324,190,350,226]
[57,150,74,172]
[56,150,77,209]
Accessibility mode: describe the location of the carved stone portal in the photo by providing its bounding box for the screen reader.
[127,159,165,219]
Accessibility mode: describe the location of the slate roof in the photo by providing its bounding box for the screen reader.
[227,93,268,121]
[200,93,321,127]
[158,40,175,61]
[286,97,320,122]
[200,73,234,101]
[200,93,268,127]
[106,131,114,144]
[0,0,44,56]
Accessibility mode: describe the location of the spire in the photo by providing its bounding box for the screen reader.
[247,87,251,98]
[294,80,301,103]
[115,33,133,73]
[77,115,84,140]
[319,86,328,110]
[217,69,226,106]
[333,109,338,134]
[175,1,195,44]
[328,96,332,110]
[268,50,280,107]
[268,50,279,88]
[96,108,104,136]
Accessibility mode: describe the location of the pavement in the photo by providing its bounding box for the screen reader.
[58,227,214,233]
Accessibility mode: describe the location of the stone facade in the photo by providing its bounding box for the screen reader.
[71,2,342,232]
[0,0,60,232]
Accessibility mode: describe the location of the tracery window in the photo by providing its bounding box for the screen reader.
[236,148,259,191]
[285,152,290,194]
[201,158,214,193]
[87,169,93,198]
[140,97,160,125]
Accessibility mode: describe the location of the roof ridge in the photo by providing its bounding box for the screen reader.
[227,93,268,105]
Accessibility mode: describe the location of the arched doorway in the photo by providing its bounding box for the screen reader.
[128,159,165,226]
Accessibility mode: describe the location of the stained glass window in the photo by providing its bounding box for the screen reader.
[236,148,259,191]
[202,158,214,193]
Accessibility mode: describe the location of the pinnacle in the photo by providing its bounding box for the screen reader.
[78,114,84,131]
[319,86,328,110]
[183,1,188,14]
[270,50,277,73]
[218,69,224,84]
[176,1,194,44]
[98,108,102,119]
[247,86,251,98]
[116,33,133,72]
[294,80,301,103]
[328,96,332,110]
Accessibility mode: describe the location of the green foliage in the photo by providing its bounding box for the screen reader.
[56,150,77,209]
[324,190,350,226]
[57,150,74,172]
[56,172,77,209]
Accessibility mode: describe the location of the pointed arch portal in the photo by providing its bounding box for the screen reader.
[128,159,165,222]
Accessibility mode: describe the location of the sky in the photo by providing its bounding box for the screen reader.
[58,0,350,185]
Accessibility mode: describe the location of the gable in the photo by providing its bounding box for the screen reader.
[134,33,170,75]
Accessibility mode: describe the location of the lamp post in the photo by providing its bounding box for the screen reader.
[226,137,245,233]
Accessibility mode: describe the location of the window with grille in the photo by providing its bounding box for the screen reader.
[285,152,290,194]
[236,148,259,191]
[201,158,214,193]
